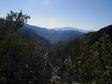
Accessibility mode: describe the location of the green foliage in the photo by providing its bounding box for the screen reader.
[0,11,48,84]
[60,28,112,84]
[0,11,112,84]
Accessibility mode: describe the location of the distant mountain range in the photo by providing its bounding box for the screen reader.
[20,24,89,45]
[54,27,92,33]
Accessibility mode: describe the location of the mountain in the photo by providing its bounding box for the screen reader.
[55,27,92,33]
[16,26,50,47]
[22,24,85,45]
[58,25,112,83]
[0,14,112,84]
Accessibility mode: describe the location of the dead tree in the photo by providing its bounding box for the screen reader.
[43,52,70,84]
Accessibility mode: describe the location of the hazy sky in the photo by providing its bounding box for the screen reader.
[0,0,112,30]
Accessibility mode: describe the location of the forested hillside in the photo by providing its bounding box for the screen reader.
[0,11,112,84]
[0,11,49,84]
[22,24,84,45]
[58,25,112,84]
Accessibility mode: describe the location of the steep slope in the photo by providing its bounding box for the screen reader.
[58,25,112,83]
[23,24,84,44]
[17,26,50,46]
[64,25,112,52]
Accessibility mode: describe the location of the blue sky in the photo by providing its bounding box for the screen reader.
[0,0,112,30]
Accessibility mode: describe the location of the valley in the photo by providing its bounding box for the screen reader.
[0,11,112,84]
